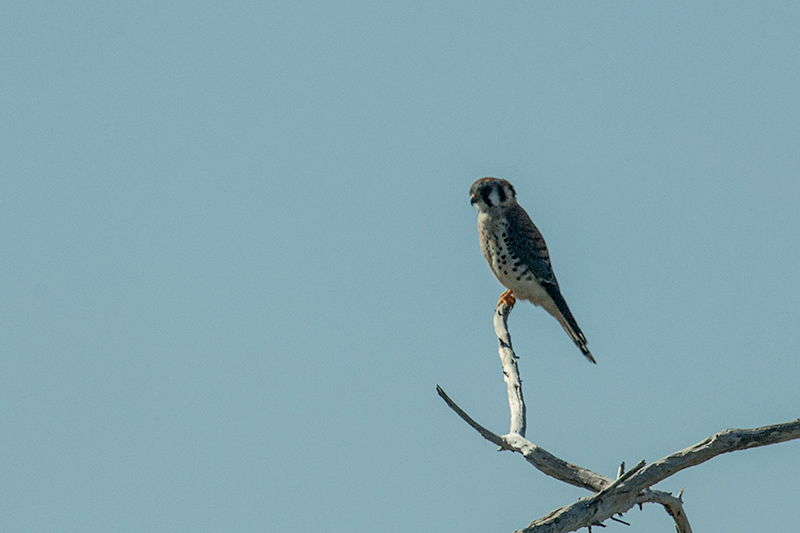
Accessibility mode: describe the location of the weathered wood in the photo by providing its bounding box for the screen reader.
[520,419,800,532]
[438,298,799,533]
[494,301,525,436]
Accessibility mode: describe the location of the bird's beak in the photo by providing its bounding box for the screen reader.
[469,194,478,206]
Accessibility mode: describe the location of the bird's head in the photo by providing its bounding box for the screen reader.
[469,177,516,213]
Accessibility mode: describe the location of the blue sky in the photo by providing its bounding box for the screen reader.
[2,2,798,531]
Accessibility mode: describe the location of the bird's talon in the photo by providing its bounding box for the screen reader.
[498,290,516,308]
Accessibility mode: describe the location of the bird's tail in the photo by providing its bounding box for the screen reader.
[555,311,596,364]
[542,290,596,364]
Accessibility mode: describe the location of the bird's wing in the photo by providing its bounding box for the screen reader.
[503,203,557,285]
[505,203,594,362]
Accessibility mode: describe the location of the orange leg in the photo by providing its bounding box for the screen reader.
[497,289,516,308]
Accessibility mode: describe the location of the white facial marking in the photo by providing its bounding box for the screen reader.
[488,187,501,207]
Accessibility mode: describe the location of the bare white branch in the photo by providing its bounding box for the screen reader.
[494,302,525,436]
[439,299,799,533]
[625,419,800,491]
[517,420,800,532]
[635,490,692,533]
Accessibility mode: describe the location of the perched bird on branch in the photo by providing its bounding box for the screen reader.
[470,177,595,363]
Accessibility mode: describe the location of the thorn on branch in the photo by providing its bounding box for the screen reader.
[593,459,645,499]
[616,461,625,479]
[611,516,631,526]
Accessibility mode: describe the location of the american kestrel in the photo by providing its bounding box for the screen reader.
[470,177,596,363]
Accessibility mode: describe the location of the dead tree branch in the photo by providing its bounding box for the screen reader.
[438,300,800,533]
[494,302,525,436]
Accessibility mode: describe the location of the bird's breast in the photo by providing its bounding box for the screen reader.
[478,214,549,307]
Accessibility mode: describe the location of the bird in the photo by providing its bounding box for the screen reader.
[469,177,596,363]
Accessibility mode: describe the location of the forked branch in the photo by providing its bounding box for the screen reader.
[438,300,800,533]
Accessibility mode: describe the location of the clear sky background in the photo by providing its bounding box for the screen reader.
[2,2,799,532]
